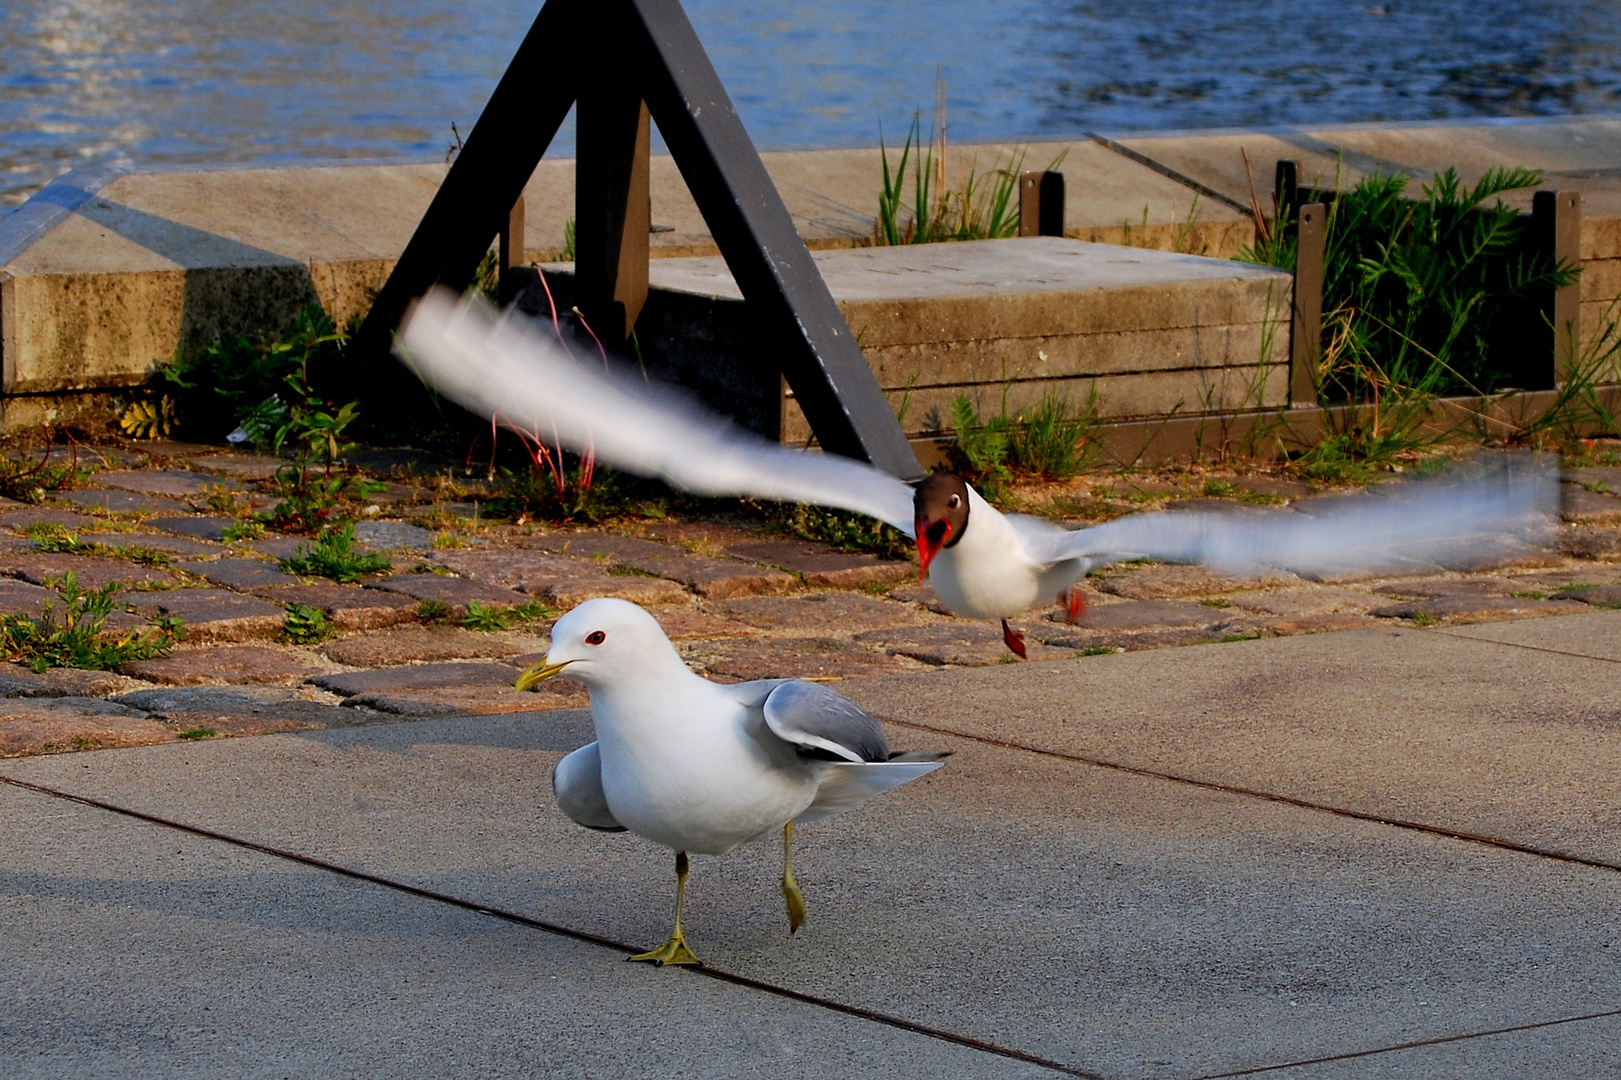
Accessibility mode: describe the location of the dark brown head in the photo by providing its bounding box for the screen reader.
[913,472,970,576]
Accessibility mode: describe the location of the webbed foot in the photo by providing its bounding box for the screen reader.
[628,931,702,967]
[1001,618,1028,658]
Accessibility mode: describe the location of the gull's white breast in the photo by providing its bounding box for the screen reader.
[591,675,819,855]
[927,486,1044,619]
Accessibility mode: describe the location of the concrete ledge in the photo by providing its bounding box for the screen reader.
[525,238,1291,442]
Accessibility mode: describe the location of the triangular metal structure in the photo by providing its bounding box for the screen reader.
[351,0,923,481]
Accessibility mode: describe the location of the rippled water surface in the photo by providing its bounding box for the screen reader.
[5,0,1621,209]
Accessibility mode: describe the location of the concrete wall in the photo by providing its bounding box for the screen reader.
[522,239,1290,445]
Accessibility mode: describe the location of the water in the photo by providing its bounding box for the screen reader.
[5,0,1621,211]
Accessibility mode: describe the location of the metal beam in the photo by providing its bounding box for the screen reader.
[624,0,922,479]
[346,0,580,396]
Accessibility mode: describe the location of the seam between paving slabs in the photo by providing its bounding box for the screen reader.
[888,719,1621,874]
[1432,627,1621,667]
[1190,1006,1621,1078]
[0,773,1105,1080]
[6,772,1615,1080]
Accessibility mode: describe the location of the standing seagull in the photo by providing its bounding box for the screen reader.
[398,290,1557,655]
[520,597,944,965]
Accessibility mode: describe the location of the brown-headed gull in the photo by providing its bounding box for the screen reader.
[399,289,1558,656]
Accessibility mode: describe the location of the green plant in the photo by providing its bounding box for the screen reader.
[282,603,335,644]
[945,387,1099,495]
[29,526,172,567]
[119,395,178,440]
[161,303,348,444]
[222,520,266,544]
[461,599,556,632]
[176,727,217,740]
[875,113,1032,246]
[416,599,453,623]
[487,429,664,524]
[279,523,392,583]
[763,503,913,560]
[0,572,182,672]
[0,431,89,503]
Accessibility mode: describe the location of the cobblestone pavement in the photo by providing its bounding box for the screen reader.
[1,439,1618,758]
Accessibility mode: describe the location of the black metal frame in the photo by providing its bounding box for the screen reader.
[351,0,922,481]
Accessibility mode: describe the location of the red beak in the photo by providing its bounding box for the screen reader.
[915,518,951,578]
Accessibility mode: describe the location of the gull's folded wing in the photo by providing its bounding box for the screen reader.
[397,289,917,534]
[552,741,626,832]
[757,679,891,763]
[1010,456,1558,578]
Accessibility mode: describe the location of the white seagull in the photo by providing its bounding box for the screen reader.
[398,289,1558,655]
[518,597,945,966]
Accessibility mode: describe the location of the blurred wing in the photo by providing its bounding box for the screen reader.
[1013,457,1558,577]
[396,288,917,535]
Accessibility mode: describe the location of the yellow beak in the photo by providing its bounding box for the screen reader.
[514,658,575,692]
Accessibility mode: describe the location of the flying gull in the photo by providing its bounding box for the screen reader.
[398,289,1558,655]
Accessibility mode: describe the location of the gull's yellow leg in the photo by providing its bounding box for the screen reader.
[783,821,807,934]
[629,851,702,966]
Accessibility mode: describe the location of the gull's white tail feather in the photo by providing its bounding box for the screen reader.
[396,289,917,533]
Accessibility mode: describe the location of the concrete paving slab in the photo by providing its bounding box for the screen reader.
[1100,128,1364,209]
[0,784,1027,1080]
[1251,1011,1621,1079]
[3,712,1619,1078]
[1437,607,1621,663]
[845,616,1621,867]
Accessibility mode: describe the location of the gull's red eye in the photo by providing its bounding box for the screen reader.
[584,630,607,646]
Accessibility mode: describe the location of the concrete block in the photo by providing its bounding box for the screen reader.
[531,237,1290,442]
[0,139,1235,415]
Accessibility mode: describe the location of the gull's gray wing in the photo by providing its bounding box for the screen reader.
[551,742,625,832]
[751,679,892,763]
[397,289,918,534]
[1010,455,1558,578]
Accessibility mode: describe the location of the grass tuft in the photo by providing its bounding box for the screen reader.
[279,522,392,583]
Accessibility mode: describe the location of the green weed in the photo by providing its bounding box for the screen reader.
[462,599,555,632]
[222,520,266,544]
[763,503,913,560]
[945,388,1100,496]
[416,599,453,623]
[176,727,217,740]
[282,603,336,644]
[875,112,1037,246]
[0,572,182,672]
[0,432,89,503]
[279,523,392,583]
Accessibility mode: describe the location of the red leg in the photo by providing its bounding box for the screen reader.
[1063,587,1087,624]
[1001,619,1028,659]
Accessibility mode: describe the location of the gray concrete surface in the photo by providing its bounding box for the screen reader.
[4,608,1621,1077]
[848,615,1621,866]
[0,781,1043,1080]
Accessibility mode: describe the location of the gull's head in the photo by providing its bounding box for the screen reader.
[514,597,680,692]
[912,471,970,578]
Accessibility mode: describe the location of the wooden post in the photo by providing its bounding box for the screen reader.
[498,194,527,302]
[1290,202,1326,408]
[1533,189,1582,386]
[575,90,651,350]
[1274,159,1298,224]
[1018,171,1065,237]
